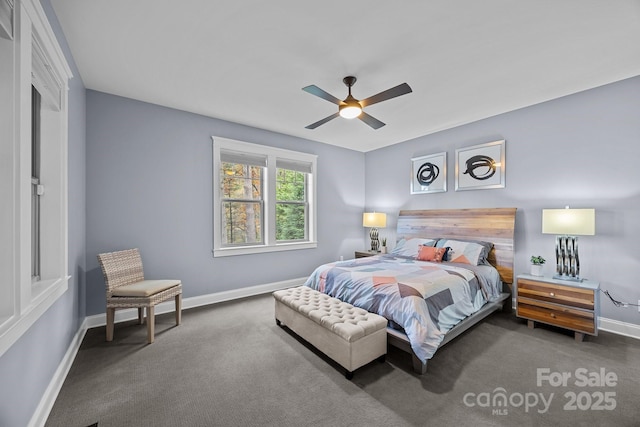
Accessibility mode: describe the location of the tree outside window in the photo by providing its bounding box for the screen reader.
[221,162,263,245]
[276,168,307,241]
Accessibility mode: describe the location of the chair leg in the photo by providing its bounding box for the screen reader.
[147,306,155,344]
[106,308,115,342]
[175,294,182,325]
[138,307,144,325]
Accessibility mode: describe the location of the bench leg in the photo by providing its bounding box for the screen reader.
[345,370,354,380]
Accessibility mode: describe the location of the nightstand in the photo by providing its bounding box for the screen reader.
[354,250,378,258]
[516,274,599,342]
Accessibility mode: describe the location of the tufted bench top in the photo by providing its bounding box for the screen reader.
[273,286,387,343]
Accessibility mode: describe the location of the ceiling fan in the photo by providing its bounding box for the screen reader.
[302,76,412,130]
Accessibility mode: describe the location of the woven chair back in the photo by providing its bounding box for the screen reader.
[97,248,145,293]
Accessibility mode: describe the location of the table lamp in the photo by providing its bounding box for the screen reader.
[363,212,386,252]
[542,207,595,282]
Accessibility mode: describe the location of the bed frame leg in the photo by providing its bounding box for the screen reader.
[275,318,282,326]
[412,354,427,375]
[501,297,513,313]
[501,286,513,312]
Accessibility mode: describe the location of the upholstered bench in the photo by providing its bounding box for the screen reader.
[273,286,387,379]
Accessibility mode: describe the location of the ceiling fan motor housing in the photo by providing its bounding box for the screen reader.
[343,76,357,88]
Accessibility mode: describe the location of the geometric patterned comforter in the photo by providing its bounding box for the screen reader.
[303,254,502,363]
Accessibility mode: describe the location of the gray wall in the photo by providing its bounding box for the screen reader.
[0,1,86,426]
[85,90,366,315]
[365,75,640,324]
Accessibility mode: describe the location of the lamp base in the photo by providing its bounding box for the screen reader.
[555,235,581,280]
[369,227,380,252]
[552,274,584,283]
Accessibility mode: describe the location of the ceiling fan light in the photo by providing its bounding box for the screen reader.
[339,104,362,119]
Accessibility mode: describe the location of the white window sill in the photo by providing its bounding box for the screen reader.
[30,276,70,306]
[213,241,317,257]
[0,275,69,358]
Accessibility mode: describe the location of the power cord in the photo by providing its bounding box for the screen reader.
[601,289,640,308]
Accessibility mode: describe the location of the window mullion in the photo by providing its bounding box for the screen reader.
[266,154,277,246]
[307,169,316,242]
[304,174,310,241]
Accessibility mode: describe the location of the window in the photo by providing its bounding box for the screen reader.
[212,137,317,257]
[220,152,265,246]
[276,160,311,242]
[0,0,72,358]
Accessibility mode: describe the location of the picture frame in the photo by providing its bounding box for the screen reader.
[410,152,447,194]
[455,139,505,191]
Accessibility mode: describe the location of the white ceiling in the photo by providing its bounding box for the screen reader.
[51,0,640,152]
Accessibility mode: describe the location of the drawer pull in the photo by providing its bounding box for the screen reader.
[549,292,555,297]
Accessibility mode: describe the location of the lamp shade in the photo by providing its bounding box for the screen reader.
[363,212,387,228]
[542,208,595,236]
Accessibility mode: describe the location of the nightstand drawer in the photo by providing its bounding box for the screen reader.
[517,297,595,334]
[517,278,594,310]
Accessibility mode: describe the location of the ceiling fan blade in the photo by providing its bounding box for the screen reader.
[305,112,340,129]
[360,83,412,108]
[358,112,385,129]
[302,85,343,105]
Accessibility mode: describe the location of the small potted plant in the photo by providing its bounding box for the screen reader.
[530,255,545,276]
[380,238,388,254]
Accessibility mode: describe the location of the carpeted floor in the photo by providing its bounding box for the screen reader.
[46,293,640,427]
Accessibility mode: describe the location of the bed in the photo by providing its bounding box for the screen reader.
[304,208,517,374]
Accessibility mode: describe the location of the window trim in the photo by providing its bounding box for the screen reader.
[212,137,317,257]
[0,0,72,358]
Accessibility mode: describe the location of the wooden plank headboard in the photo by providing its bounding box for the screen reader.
[397,208,517,284]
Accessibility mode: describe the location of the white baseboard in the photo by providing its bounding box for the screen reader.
[84,277,306,329]
[598,317,640,339]
[28,317,89,427]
